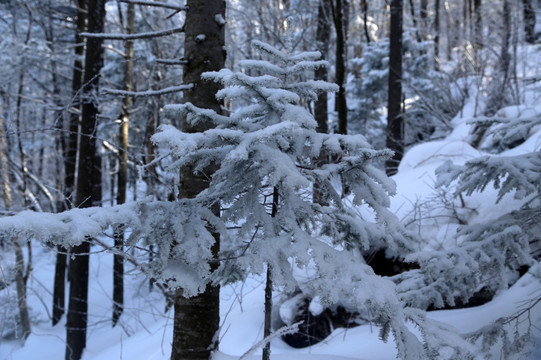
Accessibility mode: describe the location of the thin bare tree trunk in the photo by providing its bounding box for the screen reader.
[435,0,440,59]
[113,1,135,327]
[262,187,279,360]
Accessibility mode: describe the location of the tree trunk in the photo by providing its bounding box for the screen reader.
[386,0,404,176]
[170,1,226,359]
[315,0,331,134]
[113,1,135,327]
[262,187,279,360]
[50,0,86,326]
[13,239,31,339]
[473,0,482,49]
[434,0,440,59]
[65,0,105,358]
[313,0,332,206]
[522,0,536,44]
[330,0,348,135]
[361,0,370,43]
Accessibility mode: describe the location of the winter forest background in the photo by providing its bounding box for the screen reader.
[1,0,541,359]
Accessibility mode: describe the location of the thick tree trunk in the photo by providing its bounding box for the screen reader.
[386,0,404,176]
[170,1,226,359]
[65,0,105,359]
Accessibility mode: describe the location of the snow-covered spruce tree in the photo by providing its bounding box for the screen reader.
[391,113,541,358]
[153,40,484,359]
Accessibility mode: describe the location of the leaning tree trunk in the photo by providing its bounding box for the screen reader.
[386,0,404,176]
[65,0,105,359]
[170,1,226,360]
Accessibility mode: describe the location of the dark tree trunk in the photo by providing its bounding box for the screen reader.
[262,187,279,360]
[170,1,226,359]
[330,0,348,135]
[65,0,105,358]
[113,1,135,327]
[522,0,536,44]
[386,0,404,176]
[315,0,331,134]
[262,264,273,360]
[53,0,86,327]
[435,0,440,59]
[313,0,332,205]
[361,0,370,43]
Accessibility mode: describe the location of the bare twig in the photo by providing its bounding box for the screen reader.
[238,321,303,360]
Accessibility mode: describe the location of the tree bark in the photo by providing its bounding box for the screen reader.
[262,187,279,360]
[313,0,332,205]
[52,0,86,327]
[361,0,370,43]
[170,1,226,359]
[522,0,536,44]
[329,0,348,135]
[434,0,440,59]
[113,1,135,327]
[315,0,331,134]
[386,0,404,176]
[65,0,105,358]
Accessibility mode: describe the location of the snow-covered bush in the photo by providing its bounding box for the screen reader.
[389,104,541,358]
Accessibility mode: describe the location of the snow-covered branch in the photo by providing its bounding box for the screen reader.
[118,0,187,11]
[103,84,194,97]
[81,26,184,40]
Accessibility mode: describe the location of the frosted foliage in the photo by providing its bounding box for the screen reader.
[423,98,541,356]
[0,199,216,297]
[150,41,489,359]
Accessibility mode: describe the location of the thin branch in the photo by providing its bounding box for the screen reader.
[155,58,188,66]
[118,0,187,11]
[81,25,184,40]
[238,322,303,360]
[92,237,174,303]
[103,84,194,97]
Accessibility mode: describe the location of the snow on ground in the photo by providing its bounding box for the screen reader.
[1,246,540,360]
